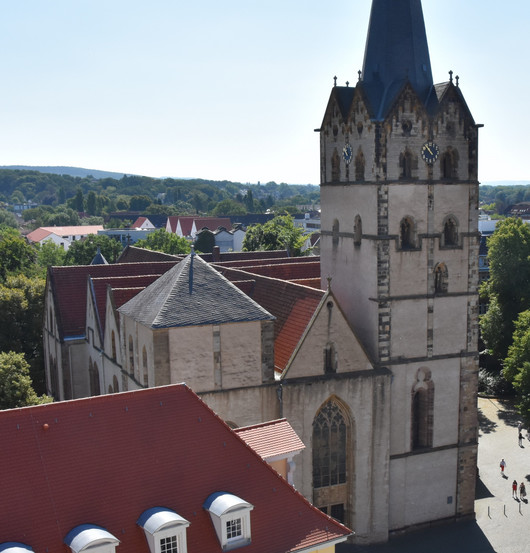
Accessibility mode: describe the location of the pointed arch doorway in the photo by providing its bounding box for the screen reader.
[312,397,353,526]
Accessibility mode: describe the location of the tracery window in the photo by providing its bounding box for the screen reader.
[128,335,134,375]
[313,401,347,488]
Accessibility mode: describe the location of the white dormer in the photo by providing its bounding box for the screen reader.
[64,524,119,553]
[0,543,34,553]
[203,492,254,551]
[138,507,190,553]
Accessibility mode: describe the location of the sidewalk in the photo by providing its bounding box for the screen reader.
[337,397,529,553]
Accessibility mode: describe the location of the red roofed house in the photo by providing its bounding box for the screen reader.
[27,225,104,250]
[0,384,351,553]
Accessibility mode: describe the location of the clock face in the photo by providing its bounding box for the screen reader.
[421,141,440,164]
[342,143,353,165]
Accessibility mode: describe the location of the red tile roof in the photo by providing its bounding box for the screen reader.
[0,385,350,553]
[235,419,306,459]
[48,262,177,339]
[27,225,103,243]
[217,267,325,373]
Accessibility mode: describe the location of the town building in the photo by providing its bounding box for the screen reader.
[42,0,479,544]
[27,225,104,250]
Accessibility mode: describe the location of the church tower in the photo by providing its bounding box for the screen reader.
[319,0,479,531]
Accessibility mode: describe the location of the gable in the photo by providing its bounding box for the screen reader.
[282,292,374,378]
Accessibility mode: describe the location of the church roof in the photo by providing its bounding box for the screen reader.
[0,384,351,553]
[361,0,433,119]
[90,247,108,265]
[118,253,274,329]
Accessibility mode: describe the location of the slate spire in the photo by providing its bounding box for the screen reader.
[361,0,433,119]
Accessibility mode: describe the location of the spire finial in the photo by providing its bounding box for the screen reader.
[333,76,337,87]
[455,75,459,87]
[449,70,453,83]
[358,70,362,82]
[326,276,332,290]
[346,81,350,87]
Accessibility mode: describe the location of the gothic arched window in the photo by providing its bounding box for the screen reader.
[89,359,101,396]
[128,335,135,375]
[331,150,341,182]
[442,216,458,247]
[313,401,347,488]
[111,331,117,361]
[399,216,416,250]
[434,263,448,294]
[411,368,434,450]
[399,150,413,179]
[355,149,365,181]
[142,346,148,386]
[441,148,459,180]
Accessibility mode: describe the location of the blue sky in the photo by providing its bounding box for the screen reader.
[0,1,526,185]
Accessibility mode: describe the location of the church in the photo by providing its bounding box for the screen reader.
[43,0,479,544]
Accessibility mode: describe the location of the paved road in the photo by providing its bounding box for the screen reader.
[337,397,530,553]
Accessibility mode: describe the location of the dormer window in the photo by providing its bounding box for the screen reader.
[204,492,254,551]
[138,507,190,553]
[64,524,119,553]
[0,543,34,553]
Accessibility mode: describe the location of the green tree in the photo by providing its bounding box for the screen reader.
[194,229,215,254]
[480,218,530,359]
[72,188,84,212]
[242,215,306,256]
[65,234,123,265]
[0,275,46,393]
[36,240,67,270]
[135,229,191,256]
[129,195,152,211]
[211,199,246,216]
[0,209,17,228]
[86,191,97,215]
[0,227,37,281]
[0,351,52,410]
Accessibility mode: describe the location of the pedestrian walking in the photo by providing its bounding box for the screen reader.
[500,458,506,474]
[519,431,524,446]
[513,480,518,499]
[520,481,527,501]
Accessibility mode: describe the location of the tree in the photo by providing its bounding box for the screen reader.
[242,215,307,256]
[129,195,152,211]
[0,275,46,393]
[72,188,84,212]
[36,240,67,269]
[211,199,246,216]
[504,310,530,384]
[135,229,191,256]
[194,229,215,254]
[0,227,37,281]
[0,351,51,410]
[86,191,97,215]
[65,234,123,265]
[480,218,530,359]
[0,209,18,228]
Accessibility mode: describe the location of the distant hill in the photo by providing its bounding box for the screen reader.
[0,165,135,180]
[481,180,530,187]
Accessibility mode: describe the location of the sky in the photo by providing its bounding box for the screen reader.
[0,0,527,186]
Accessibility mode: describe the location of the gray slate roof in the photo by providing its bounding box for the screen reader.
[118,253,274,329]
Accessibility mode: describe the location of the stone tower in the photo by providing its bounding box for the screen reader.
[319,0,480,531]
